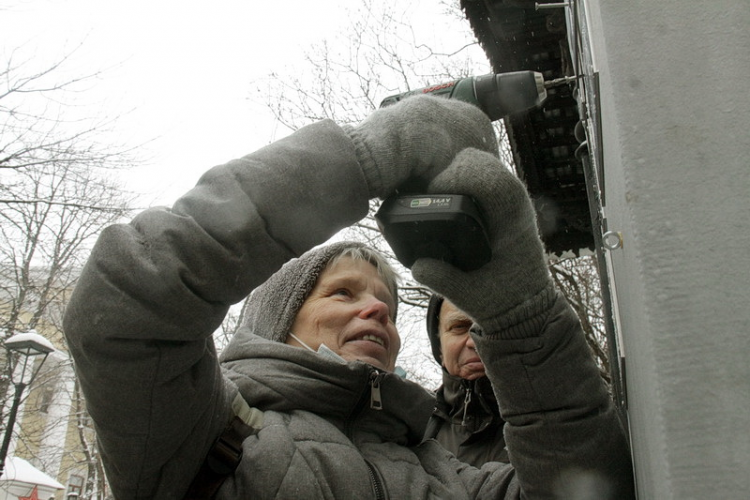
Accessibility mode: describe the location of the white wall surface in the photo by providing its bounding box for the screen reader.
[585,1,750,498]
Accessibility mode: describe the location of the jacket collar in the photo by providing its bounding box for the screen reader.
[435,371,501,430]
[221,332,434,445]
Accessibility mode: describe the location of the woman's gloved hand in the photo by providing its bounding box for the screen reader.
[410,148,556,338]
[346,95,498,199]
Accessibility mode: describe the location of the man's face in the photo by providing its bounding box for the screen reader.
[439,300,485,380]
[288,257,400,371]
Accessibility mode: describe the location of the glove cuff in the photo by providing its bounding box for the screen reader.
[344,125,386,199]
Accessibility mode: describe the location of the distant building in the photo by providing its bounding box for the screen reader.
[0,456,64,500]
[1,268,108,499]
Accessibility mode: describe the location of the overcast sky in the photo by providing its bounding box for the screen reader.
[4,0,365,205]
[4,0,482,208]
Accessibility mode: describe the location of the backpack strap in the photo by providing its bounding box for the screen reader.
[421,392,450,444]
[183,394,264,499]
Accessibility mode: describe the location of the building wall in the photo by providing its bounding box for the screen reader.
[582,1,750,497]
[13,358,92,500]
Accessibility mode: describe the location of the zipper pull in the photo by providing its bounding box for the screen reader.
[461,386,472,426]
[370,371,385,410]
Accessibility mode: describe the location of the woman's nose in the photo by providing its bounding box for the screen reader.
[359,296,390,325]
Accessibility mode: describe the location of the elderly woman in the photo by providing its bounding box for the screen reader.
[63,96,634,499]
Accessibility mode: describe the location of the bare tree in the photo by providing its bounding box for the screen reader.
[0,45,137,334]
[251,0,487,128]
[73,379,108,500]
[0,45,133,174]
[0,46,137,498]
[0,162,131,336]
[550,255,610,383]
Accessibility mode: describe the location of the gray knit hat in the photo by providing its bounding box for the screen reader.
[232,241,399,346]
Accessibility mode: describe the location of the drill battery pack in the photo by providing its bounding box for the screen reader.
[375,194,491,272]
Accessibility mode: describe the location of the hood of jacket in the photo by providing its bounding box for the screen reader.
[426,293,445,364]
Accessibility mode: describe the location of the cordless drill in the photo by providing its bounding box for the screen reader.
[379,70,548,120]
[375,71,571,271]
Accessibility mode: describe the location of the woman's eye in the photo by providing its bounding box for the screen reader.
[333,289,351,297]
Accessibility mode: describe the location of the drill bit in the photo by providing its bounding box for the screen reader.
[543,76,578,89]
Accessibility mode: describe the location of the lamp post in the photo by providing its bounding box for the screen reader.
[0,331,55,479]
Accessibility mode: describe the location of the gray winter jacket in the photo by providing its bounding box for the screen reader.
[63,120,634,499]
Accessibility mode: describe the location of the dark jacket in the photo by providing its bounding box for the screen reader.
[63,120,635,499]
[426,374,509,466]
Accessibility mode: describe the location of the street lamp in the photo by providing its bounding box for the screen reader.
[0,331,55,479]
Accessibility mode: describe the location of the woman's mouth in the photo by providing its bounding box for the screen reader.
[359,333,385,347]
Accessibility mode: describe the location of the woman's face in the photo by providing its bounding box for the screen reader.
[288,257,400,371]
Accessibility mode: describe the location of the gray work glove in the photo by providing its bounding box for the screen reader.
[411,148,556,338]
[346,95,498,199]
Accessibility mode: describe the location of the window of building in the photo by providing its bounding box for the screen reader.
[39,383,55,414]
[78,409,92,428]
[67,474,84,497]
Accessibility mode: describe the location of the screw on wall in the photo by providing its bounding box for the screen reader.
[602,231,624,250]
